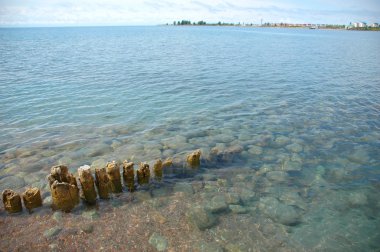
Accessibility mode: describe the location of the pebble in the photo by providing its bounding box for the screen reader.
[148,232,168,251]
[348,192,368,206]
[91,159,107,169]
[81,223,94,234]
[81,209,100,220]
[272,136,291,148]
[43,227,62,238]
[52,212,63,222]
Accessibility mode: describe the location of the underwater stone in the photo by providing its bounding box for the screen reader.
[224,193,241,205]
[348,192,368,206]
[258,197,300,225]
[106,161,122,193]
[266,171,289,182]
[91,159,107,170]
[52,211,63,222]
[204,195,228,213]
[187,206,217,230]
[82,209,100,220]
[272,136,291,148]
[22,187,42,211]
[148,232,168,252]
[229,204,248,214]
[87,144,113,157]
[248,145,263,155]
[95,167,111,199]
[2,189,23,213]
[347,148,370,164]
[78,165,97,204]
[137,162,150,185]
[187,149,201,168]
[239,188,256,204]
[122,161,135,192]
[285,143,303,153]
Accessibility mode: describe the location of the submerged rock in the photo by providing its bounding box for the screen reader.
[266,171,289,182]
[229,204,248,214]
[285,143,303,153]
[258,197,300,225]
[173,182,193,195]
[204,195,228,213]
[187,206,217,230]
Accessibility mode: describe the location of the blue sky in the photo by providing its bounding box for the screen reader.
[0,0,379,26]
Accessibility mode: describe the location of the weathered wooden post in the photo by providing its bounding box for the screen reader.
[122,161,135,192]
[153,159,163,181]
[106,161,122,193]
[2,189,22,213]
[22,187,42,212]
[95,167,110,199]
[78,165,97,204]
[137,162,150,185]
[47,165,79,212]
[187,150,201,168]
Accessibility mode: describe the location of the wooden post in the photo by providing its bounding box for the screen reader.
[187,150,201,168]
[137,162,150,185]
[22,187,42,212]
[47,165,79,212]
[95,167,110,199]
[122,161,135,192]
[106,161,122,193]
[78,165,97,204]
[2,189,22,213]
[153,159,163,180]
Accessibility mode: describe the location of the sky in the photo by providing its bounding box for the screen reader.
[0,0,379,27]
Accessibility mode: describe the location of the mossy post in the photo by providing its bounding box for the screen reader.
[187,150,201,168]
[137,162,150,185]
[122,161,135,192]
[22,187,42,212]
[2,189,22,213]
[153,159,163,180]
[95,167,110,199]
[106,161,122,193]
[47,165,79,212]
[78,165,97,204]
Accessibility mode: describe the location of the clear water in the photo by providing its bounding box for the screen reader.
[0,26,380,251]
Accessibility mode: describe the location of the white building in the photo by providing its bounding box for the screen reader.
[371,23,379,28]
[353,22,367,28]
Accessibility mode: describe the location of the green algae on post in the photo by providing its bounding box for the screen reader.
[137,162,150,185]
[78,165,97,204]
[95,167,111,199]
[106,161,123,193]
[22,187,42,212]
[47,165,79,212]
[2,189,23,213]
[187,150,201,168]
[122,161,135,192]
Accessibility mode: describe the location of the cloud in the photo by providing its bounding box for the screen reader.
[0,0,379,26]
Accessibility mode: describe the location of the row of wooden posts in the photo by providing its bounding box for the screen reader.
[2,150,201,214]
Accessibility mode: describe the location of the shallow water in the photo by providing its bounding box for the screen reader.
[0,26,380,251]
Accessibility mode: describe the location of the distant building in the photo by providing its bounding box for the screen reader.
[371,23,379,28]
[353,22,367,28]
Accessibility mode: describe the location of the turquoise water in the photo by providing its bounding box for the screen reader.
[0,26,380,250]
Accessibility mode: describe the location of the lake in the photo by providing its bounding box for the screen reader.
[0,26,379,251]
